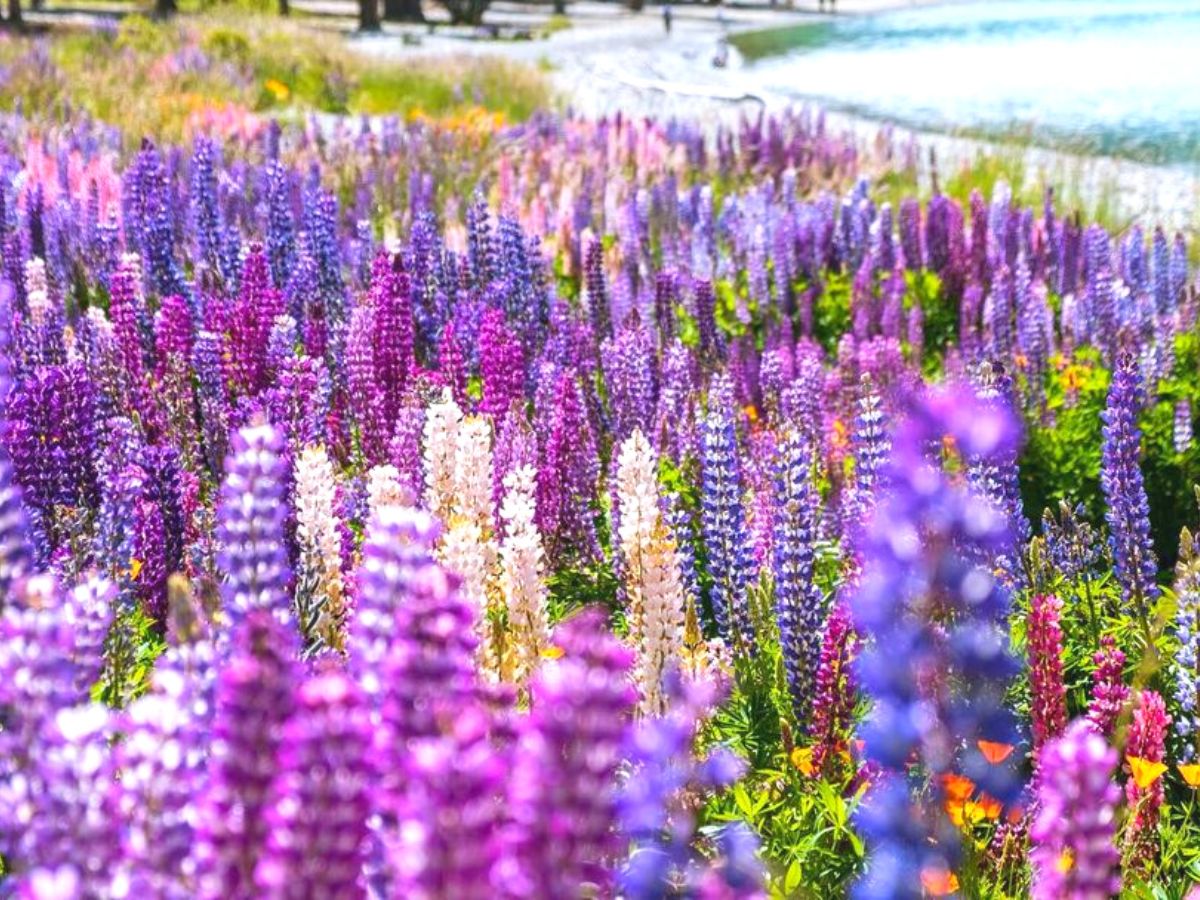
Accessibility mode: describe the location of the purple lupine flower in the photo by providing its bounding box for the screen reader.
[851,387,1023,899]
[263,161,296,290]
[479,306,525,420]
[966,361,1031,581]
[397,702,508,899]
[898,197,922,271]
[1030,719,1121,900]
[584,234,611,341]
[1042,501,1102,583]
[506,610,637,896]
[700,376,755,642]
[215,423,292,630]
[602,321,657,442]
[190,137,223,274]
[0,702,120,891]
[692,279,722,361]
[536,371,599,563]
[772,428,824,724]
[619,673,761,900]
[195,611,298,899]
[257,673,375,898]
[346,303,389,465]
[1100,351,1159,613]
[492,402,537,512]
[1086,635,1129,737]
[5,362,99,537]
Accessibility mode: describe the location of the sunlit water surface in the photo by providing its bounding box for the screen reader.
[737,1,1200,165]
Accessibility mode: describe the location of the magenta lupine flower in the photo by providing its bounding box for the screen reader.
[1086,636,1130,737]
[257,673,375,898]
[1123,690,1170,870]
[369,251,415,428]
[1028,593,1068,752]
[195,611,299,899]
[479,306,525,419]
[1030,719,1121,899]
[506,609,637,896]
[808,599,859,777]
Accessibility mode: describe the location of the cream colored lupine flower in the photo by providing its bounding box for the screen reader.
[498,465,549,683]
[615,429,685,715]
[365,464,409,517]
[293,445,346,650]
[422,389,463,525]
[24,258,48,327]
[453,415,495,527]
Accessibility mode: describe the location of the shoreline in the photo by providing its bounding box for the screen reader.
[349,0,1200,228]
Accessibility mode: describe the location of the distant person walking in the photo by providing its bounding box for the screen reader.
[663,2,672,33]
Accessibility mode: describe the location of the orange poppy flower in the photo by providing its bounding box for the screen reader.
[978,739,1015,764]
[1127,756,1167,790]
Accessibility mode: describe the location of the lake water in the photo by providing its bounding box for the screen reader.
[736,0,1200,165]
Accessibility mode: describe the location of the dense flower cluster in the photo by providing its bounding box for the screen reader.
[0,100,1198,897]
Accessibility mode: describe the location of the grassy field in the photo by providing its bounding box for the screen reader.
[0,12,553,141]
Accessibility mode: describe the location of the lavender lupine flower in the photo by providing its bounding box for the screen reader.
[603,322,657,442]
[1123,690,1170,870]
[0,443,32,600]
[215,423,292,630]
[257,673,375,898]
[851,388,1023,899]
[771,428,824,724]
[1174,527,1200,759]
[1175,398,1193,454]
[845,376,890,546]
[507,610,637,896]
[195,611,299,899]
[190,137,223,274]
[1100,351,1159,613]
[1086,635,1129,737]
[1030,719,1121,900]
[0,702,120,891]
[700,376,755,643]
[1028,593,1068,753]
[1042,501,1103,583]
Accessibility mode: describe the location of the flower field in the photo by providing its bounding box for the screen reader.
[1,100,1200,899]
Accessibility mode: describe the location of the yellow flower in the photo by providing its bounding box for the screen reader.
[540,645,564,660]
[790,747,815,777]
[130,557,143,581]
[1178,762,1200,788]
[264,78,291,102]
[1126,756,1167,790]
[1056,849,1074,875]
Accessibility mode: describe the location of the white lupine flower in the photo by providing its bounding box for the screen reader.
[615,429,685,715]
[441,518,494,612]
[365,464,409,517]
[293,445,345,648]
[498,465,549,683]
[423,389,463,526]
[453,415,495,529]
